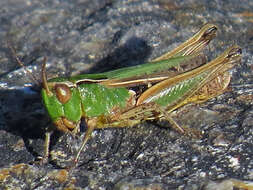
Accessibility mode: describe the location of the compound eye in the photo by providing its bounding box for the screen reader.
[55,84,71,104]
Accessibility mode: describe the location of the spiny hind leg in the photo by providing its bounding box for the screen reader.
[108,103,202,138]
[107,103,202,138]
[154,104,203,138]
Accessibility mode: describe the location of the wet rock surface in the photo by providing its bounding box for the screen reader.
[0,0,252,189]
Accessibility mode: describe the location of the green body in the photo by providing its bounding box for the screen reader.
[37,24,243,165]
[42,54,204,124]
[42,45,241,132]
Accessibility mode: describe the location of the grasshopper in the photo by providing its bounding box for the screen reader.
[16,24,242,165]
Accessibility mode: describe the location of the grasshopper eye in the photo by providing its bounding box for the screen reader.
[55,84,71,104]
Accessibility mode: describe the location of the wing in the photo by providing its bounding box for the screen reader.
[48,24,217,88]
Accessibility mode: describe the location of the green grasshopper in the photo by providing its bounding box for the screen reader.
[17,24,242,165]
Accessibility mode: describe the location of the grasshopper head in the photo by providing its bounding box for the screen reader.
[41,64,82,133]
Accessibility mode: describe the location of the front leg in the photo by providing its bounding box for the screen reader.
[35,127,53,165]
[74,119,96,166]
[41,130,52,164]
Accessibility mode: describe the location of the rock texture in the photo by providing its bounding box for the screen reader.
[0,0,252,189]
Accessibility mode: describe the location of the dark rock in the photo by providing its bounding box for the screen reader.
[0,0,252,189]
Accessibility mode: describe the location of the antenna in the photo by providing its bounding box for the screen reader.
[9,44,40,86]
[41,57,52,95]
